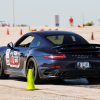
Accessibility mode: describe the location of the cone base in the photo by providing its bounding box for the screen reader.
[90,39,94,40]
[24,88,38,91]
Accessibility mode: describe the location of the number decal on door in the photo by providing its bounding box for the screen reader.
[6,49,20,68]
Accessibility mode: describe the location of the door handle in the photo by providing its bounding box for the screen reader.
[20,53,24,56]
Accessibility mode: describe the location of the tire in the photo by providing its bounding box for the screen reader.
[51,79,64,83]
[0,62,9,79]
[27,57,43,84]
[87,77,100,83]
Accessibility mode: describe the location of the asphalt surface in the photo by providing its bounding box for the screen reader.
[9,76,100,89]
[0,76,100,100]
[0,26,100,100]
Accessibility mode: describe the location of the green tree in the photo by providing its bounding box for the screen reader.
[84,21,94,26]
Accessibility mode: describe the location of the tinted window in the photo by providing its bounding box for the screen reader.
[20,36,34,45]
[29,37,43,47]
[15,36,34,47]
[46,34,88,45]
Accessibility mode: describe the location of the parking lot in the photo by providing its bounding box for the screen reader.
[0,26,100,100]
[0,77,100,100]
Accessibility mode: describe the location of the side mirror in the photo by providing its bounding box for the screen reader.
[7,42,13,49]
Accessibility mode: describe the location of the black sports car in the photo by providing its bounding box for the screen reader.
[0,31,100,83]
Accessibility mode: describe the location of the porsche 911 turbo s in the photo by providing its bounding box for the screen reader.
[0,31,100,83]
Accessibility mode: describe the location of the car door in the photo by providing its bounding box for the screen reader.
[5,35,34,71]
[6,47,28,70]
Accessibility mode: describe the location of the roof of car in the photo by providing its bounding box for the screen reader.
[26,31,78,36]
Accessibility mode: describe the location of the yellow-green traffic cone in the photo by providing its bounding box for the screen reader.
[24,69,38,90]
[28,27,30,31]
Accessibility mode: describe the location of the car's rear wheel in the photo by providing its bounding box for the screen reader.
[27,57,43,84]
[87,77,100,83]
[0,63,9,79]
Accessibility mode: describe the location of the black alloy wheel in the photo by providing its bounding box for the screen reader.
[27,57,43,84]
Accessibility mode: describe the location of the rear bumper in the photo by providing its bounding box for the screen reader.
[35,57,100,79]
[39,68,100,79]
[55,69,100,78]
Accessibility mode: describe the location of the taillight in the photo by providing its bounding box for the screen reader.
[48,66,60,68]
[43,54,65,59]
[97,53,100,57]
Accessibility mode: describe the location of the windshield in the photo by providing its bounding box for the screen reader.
[46,34,88,45]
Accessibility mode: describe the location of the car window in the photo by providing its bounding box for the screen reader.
[46,34,88,45]
[29,37,43,47]
[47,36,64,45]
[15,36,34,47]
[15,35,43,47]
[20,36,34,45]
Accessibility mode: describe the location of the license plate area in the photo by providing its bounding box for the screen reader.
[77,62,90,69]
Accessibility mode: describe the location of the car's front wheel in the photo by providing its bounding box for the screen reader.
[27,57,43,84]
[87,77,100,83]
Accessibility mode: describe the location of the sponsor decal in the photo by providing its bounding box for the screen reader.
[10,52,20,68]
[6,49,20,68]
[37,41,40,46]
[6,49,11,65]
[14,51,18,55]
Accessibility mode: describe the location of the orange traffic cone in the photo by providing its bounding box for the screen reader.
[55,28,58,30]
[6,28,9,35]
[20,29,22,35]
[90,32,94,40]
[31,29,37,32]
[78,25,84,28]
[48,28,51,30]
[40,29,45,31]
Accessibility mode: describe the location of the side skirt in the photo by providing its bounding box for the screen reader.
[4,69,26,77]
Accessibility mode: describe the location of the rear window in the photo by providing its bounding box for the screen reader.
[46,34,88,45]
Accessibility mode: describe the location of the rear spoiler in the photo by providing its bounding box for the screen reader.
[52,44,100,49]
[57,48,100,53]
